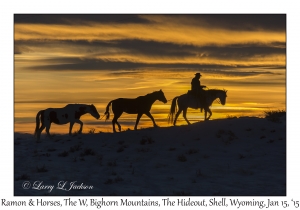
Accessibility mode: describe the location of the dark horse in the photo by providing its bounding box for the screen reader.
[34,104,100,141]
[168,89,227,126]
[104,90,167,132]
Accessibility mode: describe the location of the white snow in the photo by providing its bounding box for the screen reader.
[14,116,286,196]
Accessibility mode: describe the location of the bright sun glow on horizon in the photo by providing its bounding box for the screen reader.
[14,69,285,134]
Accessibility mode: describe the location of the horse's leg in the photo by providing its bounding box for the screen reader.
[173,108,183,126]
[45,122,52,138]
[75,119,83,134]
[134,113,143,130]
[112,118,117,133]
[37,124,45,141]
[69,121,74,135]
[204,107,212,121]
[112,111,122,133]
[207,108,212,120]
[182,108,191,125]
[115,121,121,132]
[145,112,158,128]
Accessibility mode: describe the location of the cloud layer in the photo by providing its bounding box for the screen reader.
[14,14,286,75]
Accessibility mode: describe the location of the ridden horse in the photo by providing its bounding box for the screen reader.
[168,89,227,126]
[34,104,100,141]
[104,90,167,132]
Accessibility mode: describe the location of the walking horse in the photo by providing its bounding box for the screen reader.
[104,90,167,132]
[34,104,100,141]
[168,89,227,126]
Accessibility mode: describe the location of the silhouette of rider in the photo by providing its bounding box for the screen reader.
[191,73,206,110]
[191,73,206,92]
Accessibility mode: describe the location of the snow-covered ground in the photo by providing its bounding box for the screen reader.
[14,116,286,196]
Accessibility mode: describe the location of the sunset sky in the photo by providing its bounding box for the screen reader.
[14,14,286,133]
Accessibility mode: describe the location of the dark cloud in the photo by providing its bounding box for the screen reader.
[196,44,286,59]
[27,57,285,73]
[183,14,286,32]
[14,14,152,25]
[14,14,286,32]
[15,39,286,60]
[113,40,286,59]
[29,57,147,71]
[14,44,34,54]
[110,39,197,57]
[14,46,22,54]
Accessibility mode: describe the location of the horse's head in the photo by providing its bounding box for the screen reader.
[219,89,228,105]
[157,89,168,104]
[88,104,100,119]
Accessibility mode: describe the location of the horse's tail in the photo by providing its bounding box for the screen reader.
[34,110,43,137]
[104,100,114,121]
[168,96,178,124]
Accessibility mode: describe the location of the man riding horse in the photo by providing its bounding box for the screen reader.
[191,72,206,110]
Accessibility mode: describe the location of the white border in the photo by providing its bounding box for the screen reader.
[2,1,297,209]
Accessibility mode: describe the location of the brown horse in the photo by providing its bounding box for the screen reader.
[104,90,167,132]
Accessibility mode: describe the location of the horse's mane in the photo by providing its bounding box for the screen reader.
[206,88,227,92]
[145,90,160,97]
[205,88,227,105]
[134,91,160,100]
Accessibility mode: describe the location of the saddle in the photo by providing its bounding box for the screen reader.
[187,90,205,112]
[187,90,204,97]
[187,90,203,102]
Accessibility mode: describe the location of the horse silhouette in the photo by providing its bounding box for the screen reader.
[168,89,227,125]
[104,90,167,132]
[34,104,100,141]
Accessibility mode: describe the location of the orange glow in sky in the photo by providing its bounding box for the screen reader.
[14,14,286,134]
